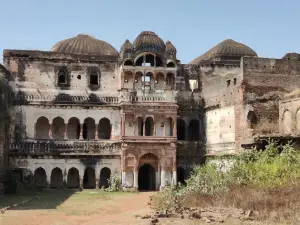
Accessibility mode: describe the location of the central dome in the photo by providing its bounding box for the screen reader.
[133,31,166,57]
[50,34,118,56]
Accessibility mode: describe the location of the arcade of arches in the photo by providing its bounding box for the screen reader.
[176,118,201,141]
[35,116,111,140]
[33,167,112,189]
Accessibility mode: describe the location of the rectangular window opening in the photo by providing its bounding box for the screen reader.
[90,74,99,85]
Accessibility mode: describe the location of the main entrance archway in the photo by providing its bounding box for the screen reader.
[138,164,156,191]
[138,153,159,191]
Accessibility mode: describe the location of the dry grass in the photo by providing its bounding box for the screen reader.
[184,184,300,220]
[254,118,278,135]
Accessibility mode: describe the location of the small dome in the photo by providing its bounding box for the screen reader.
[50,34,118,56]
[166,41,176,55]
[120,39,134,53]
[133,31,166,57]
[190,39,257,64]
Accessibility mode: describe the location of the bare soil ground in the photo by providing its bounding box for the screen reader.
[0,190,295,225]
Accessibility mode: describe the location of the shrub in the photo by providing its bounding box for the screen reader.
[106,173,122,192]
[154,140,300,219]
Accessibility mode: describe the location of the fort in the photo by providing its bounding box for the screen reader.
[0,31,300,191]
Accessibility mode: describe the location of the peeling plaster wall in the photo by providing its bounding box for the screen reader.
[4,58,120,96]
[206,106,236,154]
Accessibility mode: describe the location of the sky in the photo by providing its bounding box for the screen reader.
[0,0,299,63]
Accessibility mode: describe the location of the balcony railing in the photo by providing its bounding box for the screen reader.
[120,136,177,143]
[9,139,121,155]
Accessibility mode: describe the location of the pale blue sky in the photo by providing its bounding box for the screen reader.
[0,0,299,63]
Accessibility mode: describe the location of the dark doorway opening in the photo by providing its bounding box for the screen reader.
[177,167,186,185]
[138,164,156,191]
[83,168,96,189]
[99,167,111,188]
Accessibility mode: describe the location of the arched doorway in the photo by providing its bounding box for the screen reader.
[99,167,111,188]
[67,167,79,189]
[34,167,47,188]
[83,168,96,189]
[138,153,158,191]
[50,167,63,189]
[138,164,156,191]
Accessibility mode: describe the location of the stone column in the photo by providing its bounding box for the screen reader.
[133,169,138,190]
[95,124,99,140]
[63,170,67,189]
[172,170,177,185]
[143,118,146,136]
[79,176,83,191]
[172,118,177,137]
[79,124,83,140]
[95,179,99,189]
[49,124,52,139]
[163,117,166,136]
[121,170,126,187]
[160,169,166,190]
[64,123,68,139]
[121,113,125,136]
[46,172,51,188]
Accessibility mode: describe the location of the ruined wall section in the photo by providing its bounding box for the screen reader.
[242,57,300,138]
[201,64,242,154]
[279,96,300,136]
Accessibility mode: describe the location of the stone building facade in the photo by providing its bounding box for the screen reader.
[2,32,300,190]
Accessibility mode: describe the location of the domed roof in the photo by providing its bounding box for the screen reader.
[50,34,118,56]
[133,31,166,57]
[190,39,257,64]
[120,39,134,53]
[166,41,176,55]
[282,52,300,60]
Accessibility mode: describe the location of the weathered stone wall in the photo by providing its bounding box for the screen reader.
[242,57,300,130]
[279,97,300,135]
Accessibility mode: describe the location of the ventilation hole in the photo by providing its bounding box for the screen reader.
[113,76,115,79]
[77,75,81,80]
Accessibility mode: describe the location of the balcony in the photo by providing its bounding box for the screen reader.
[120,136,176,143]
[9,139,121,156]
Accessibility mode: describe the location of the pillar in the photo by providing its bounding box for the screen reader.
[64,123,68,139]
[79,124,83,140]
[172,170,177,185]
[121,171,126,186]
[95,124,99,140]
[46,172,51,188]
[172,118,177,137]
[143,119,146,136]
[160,169,166,190]
[95,179,99,189]
[79,176,83,190]
[49,123,52,139]
[133,169,138,189]
[163,117,166,136]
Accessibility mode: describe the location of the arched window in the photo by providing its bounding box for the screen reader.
[98,118,111,139]
[155,72,164,89]
[156,56,163,67]
[83,118,96,140]
[58,70,67,85]
[67,117,80,139]
[177,119,185,140]
[123,72,133,89]
[144,72,153,89]
[136,117,143,136]
[188,119,200,141]
[89,71,99,85]
[166,73,174,90]
[52,117,65,139]
[165,117,173,136]
[167,61,175,68]
[283,110,292,134]
[145,117,154,136]
[124,59,133,66]
[35,117,50,139]
[247,111,258,129]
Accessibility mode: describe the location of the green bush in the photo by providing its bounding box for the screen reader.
[154,140,300,212]
[106,173,122,192]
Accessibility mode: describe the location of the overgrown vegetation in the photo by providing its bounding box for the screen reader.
[154,141,300,221]
[105,172,122,192]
